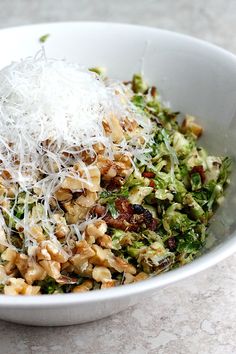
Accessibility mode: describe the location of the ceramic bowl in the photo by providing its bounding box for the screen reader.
[0,22,235,326]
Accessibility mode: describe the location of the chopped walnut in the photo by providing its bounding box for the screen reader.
[54,187,73,202]
[39,260,61,280]
[36,240,69,263]
[76,190,98,207]
[70,240,95,273]
[72,280,93,293]
[4,277,40,295]
[92,266,112,283]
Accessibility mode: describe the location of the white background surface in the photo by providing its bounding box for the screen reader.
[0,1,236,353]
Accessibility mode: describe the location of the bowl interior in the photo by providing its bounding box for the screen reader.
[0,22,235,257]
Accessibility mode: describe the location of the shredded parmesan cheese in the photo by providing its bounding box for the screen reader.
[0,52,153,248]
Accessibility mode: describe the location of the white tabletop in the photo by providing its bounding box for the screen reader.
[0,1,236,353]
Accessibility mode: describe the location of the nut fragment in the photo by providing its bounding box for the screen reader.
[93,143,105,154]
[39,260,61,279]
[92,266,112,283]
[114,153,133,177]
[4,278,40,295]
[70,240,95,273]
[61,165,100,192]
[36,240,69,263]
[63,201,89,224]
[24,261,47,284]
[96,155,118,181]
[76,190,98,207]
[1,248,17,274]
[86,220,107,239]
[134,272,149,282]
[107,255,136,275]
[54,188,72,202]
[15,253,28,276]
[181,115,203,138]
[109,115,124,143]
[0,265,7,283]
[30,225,46,243]
[96,234,113,249]
[90,244,111,266]
[124,273,135,284]
[72,280,93,293]
[101,280,117,289]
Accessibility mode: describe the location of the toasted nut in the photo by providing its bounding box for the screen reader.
[124,273,135,284]
[36,240,69,263]
[30,225,46,242]
[15,253,28,276]
[109,115,124,143]
[76,190,98,207]
[1,248,17,274]
[90,244,111,266]
[4,277,40,295]
[23,285,41,295]
[70,240,95,272]
[92,266,112,283]
[1,170,11,180]
[107,256,136,275]
[0,226,7,253]
[62,165,100,193]
[55,223,70,238]
[134,272,149,282]
[114,153,133,177]
[96,155,117,180]
[75,240,95,257]
[0,184,7,198]
[61,176,83,191]
[101,280,117,289]
[4,278,25,295]
[122,117,138,132]
[53,214,70,238]
[0,265,8,283]
[93,143,105,154]
[86,220,107,239]
[96,234,113,249]
[72,280,93,293]
[72,263,93,277]
[39,260,61,279]
[181,115,203,138]
[61,261,74,273]
[102,119,112,134]
[24,261,47,285]
[1,248,17,262]
[63,201,89,224]
[54,188,72,202]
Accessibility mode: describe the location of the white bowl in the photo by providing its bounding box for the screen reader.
[0,22,236,326]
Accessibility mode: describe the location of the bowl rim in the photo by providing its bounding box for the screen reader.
[0,21,235,307]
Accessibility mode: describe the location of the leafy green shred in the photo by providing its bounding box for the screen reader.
[96,73,231,276]
[37,277,63,294]
[39,33,50,43]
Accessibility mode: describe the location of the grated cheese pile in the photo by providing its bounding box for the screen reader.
[0,53,152,186]
[0,52,153,246]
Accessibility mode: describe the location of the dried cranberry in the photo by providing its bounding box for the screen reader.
[142,171,155,178]
[149,180,156,188]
